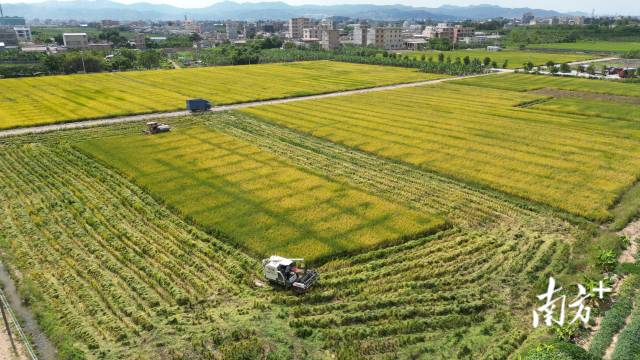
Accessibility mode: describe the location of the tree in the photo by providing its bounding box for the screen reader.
[502,60,509,69]
[53,34,64,45]
[483,57,491,67]
[523,61,534,72]
[559,63,571,73]
[139,50,162,69]
[586,64,596,75]
[111,54,134,71]
[437,52,445,63]
[62,52,103,73]
[463,56,470,65]
[491,61,497,68]
[545,60,555,69]
[282,42,296,50]
[99,29,128,48]
[189,32,203,43]
[44,55,64,73]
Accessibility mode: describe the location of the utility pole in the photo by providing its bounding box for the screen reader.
[0,299,17,354]
[81,50,86,73]
[0,1,4,17]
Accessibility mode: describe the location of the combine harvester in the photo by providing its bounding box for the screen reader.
[144,122,171,135]
[262,256,318,294]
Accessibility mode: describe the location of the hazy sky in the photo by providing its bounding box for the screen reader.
[2,0,638,15]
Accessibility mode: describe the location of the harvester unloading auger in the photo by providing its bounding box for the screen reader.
[262,256,319,294]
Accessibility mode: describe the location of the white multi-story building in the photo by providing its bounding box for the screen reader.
[63,33,88,49]
[352,24,368,46]
[422,23,474,44]
[367,27,403,50]
[303,27,321,40]
[288,17,310,39]
[13,26,31,42]
[320,29,339,50]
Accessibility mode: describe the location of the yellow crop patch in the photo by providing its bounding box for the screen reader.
[0,61,445,129]
[77,126,445,262]
[241,81,640,220]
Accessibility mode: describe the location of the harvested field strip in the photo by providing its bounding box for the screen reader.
[530,97,640,123]
[0,61,445,129]
[0,144,260,357]
[240,82,640,220]
[77,126,445,262]
[206,112,530,226]
[277,218,576,359]
[529,88,640,105]
[454,73,640,97]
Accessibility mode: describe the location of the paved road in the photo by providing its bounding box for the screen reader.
[0,72,493,139]
[568,57,620,66]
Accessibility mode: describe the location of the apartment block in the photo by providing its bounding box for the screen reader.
[422,23,474,44]
[367,27,403,50]
[288,17,310,39]
[303,27,321,40]
[320,29,339,50]
[352,24,368,46]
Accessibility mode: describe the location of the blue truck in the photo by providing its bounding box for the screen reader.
[186,99,212,112]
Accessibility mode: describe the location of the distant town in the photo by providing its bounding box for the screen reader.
[0,8,637,54]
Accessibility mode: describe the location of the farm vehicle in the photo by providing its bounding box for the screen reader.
[262,256,318,294]
[186,99,212,112]
[144,122,171,135]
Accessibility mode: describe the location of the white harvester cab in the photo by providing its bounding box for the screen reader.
[262,255,318,294]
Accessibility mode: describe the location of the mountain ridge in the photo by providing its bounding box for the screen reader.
[2,0,586,21]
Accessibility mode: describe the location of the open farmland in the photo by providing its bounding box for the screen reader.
[404,49,595,68]
[0,60,445,129]
[0,144,305,359]
[455,72,640,96]
[2,66,640,359]
[528,41,640,53]
[77,126,445,262]
[0,112,583,359]
[240,79,640,220]
[279,218,575,359]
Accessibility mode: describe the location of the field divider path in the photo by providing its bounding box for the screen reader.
[0,73,493,139]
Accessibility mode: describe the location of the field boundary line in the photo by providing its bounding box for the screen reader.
[0,289,38,360]
[0,72,494,139]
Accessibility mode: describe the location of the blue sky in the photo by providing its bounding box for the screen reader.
[3,0,639,15]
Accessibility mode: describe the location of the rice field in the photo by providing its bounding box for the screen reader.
[0,108,608,359]
[0,144,299,359]
[528,41,640,53]
[404,49,596,68]
[77,126,445,262]
[455,72,640,97]
[0,61,445,129]
[278,216,576,359]
[240,81,640,220]
[531,97,640,122]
